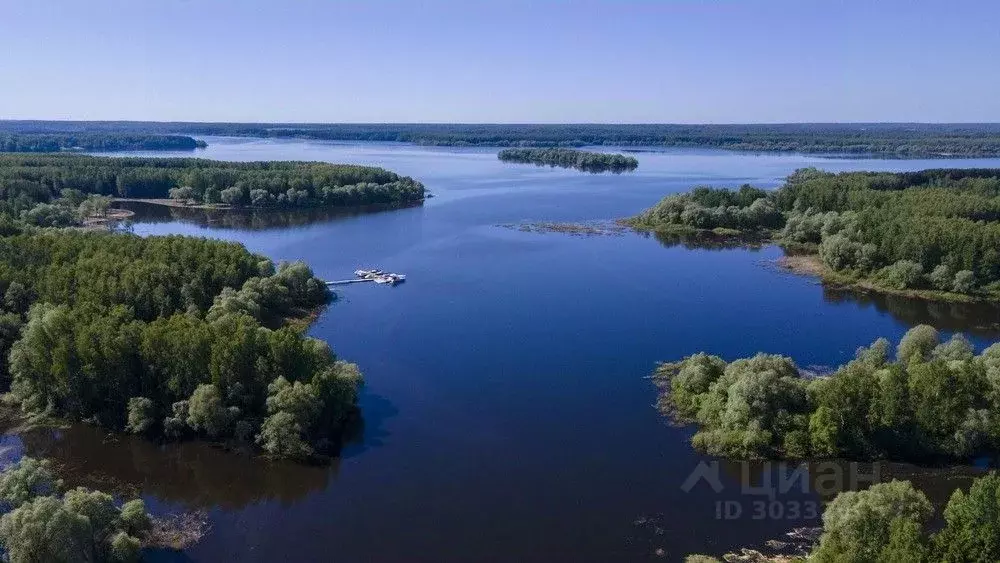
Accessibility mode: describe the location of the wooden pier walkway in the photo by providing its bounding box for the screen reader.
[325,279,374,285]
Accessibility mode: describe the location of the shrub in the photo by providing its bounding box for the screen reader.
[933,473,1000,562]
[125,397,156,434]
[877,260,924,290]
[819,233,861,270]
[897,325,939,364]
[186,384,231,439]
[929,264,953,291]
[952,270,976,293]
[812,480,932,563]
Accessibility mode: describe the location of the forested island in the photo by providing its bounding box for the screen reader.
[5,121,1000,157]
[627,168,1000,301]
[666,327,1000,562]
[0,133,206,152]
[0,228,361,462]
[0,154,425,225]
[498,148,638,172]
[657,325,998,462]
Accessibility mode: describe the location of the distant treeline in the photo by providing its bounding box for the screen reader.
[0,132,206,152]
[627,168,1000,298]
[0,154,424,216]
[498,148,637,173]
[4,121,1000,157]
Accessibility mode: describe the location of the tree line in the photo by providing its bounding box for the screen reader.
[497,148,638,173]
[0,154,425,212]
[657,325,997,462]
[688,471,1000,563]
[4,121,1000,157]
[628,168,1000,297]
[0,229,362,461]
[0,133,206,152]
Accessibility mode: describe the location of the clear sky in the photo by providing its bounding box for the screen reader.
[2,0,998,123]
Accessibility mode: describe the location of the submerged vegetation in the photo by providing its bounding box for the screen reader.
[0,133,206,153]
[6,121,1000,157]
[656,325,998,462]
[497,148,637,172]
[628,168,1000,300]
[0,154,424,213]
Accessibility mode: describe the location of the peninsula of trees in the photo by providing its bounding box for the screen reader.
[0,226,362,461]
[498,148,638,173]
[0,133,206,152]
[627,168,1000,300]
[5,121,1000,157]
[657,325,996,462]
[0,154,425,218]
[0,152,423,461]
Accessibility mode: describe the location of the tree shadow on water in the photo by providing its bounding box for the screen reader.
[822,286,1000,340]
[339,391,399,459]
[143,548,197,563]
[13,424,336,511]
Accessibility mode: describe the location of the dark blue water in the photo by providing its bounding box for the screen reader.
[63,138,1000,562]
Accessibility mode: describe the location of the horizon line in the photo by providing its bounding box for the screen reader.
[2,119,1000,127]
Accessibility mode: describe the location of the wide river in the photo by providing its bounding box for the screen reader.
[19,138,1000,562]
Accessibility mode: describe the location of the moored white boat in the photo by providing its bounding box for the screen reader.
[354,268,405,285]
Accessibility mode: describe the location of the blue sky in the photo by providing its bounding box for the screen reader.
[1,0,998,123]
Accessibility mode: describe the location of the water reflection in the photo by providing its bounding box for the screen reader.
[341,391,399,457]
[115,200,424,231]
[823,286,1000,339]
[16,424,335,510]
[715,458,987,509]
[644,229,768,251]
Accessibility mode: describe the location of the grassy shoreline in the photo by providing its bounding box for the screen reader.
[776,252,1000,304]
[629,222,1000,304]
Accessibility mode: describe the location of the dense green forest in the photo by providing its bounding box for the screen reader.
[0,153,409,461]
[4,121,1000,156]
[688,472,1000,563]
[497,148,638,172]
[0,154,424,214]
[0,229,360,461]
[628,168,1000,298]
[0,457,154,562]
[0,133,206,152]
[656,325,998,462]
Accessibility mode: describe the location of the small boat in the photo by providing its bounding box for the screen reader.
[354,267,405,285]
[355,269,384,278]
[373,273,406,285]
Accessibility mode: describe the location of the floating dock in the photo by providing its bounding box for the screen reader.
[326,268,406,286]
[326,278,375,285]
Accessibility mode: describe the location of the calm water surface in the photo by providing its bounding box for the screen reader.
[44,139,1000,561]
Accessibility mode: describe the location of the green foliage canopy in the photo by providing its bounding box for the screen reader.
[655,325,999,461]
